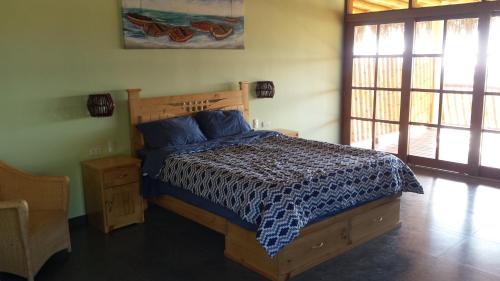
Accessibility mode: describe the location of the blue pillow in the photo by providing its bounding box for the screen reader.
[195,110,251,139]
[137,116,207,148]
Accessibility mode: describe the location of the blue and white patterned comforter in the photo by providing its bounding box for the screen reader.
[152,132,423,256]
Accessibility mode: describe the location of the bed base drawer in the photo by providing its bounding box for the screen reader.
[224,196,401,281]
[351,200,400,244]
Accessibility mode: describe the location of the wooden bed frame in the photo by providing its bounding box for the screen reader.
[127,81,402,281]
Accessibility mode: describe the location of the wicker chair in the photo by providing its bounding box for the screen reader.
[0,161,72,281]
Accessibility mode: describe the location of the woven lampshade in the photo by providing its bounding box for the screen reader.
[87,94,115,117]
[256,81,275,98]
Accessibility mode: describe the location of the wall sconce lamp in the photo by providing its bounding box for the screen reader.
[87,93,115,117]
[256,81,275,98]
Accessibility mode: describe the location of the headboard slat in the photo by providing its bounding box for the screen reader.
[127,81,249,154]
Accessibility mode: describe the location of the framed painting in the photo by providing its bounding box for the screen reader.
[121,0,244,49]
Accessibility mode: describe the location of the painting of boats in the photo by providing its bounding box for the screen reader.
[121,0,244,49]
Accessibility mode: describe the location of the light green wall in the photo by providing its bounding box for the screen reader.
[0,0,344,218]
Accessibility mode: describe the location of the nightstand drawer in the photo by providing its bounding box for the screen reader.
[103,165,139,187]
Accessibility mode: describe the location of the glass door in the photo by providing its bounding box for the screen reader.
[480,15,500,177]
[350,22,405,154]
[408,18,478,171]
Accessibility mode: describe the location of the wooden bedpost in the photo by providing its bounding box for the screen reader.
[239,81,250,120]
[127,89,142,155]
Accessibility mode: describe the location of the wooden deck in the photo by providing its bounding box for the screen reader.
[353,126,500,169]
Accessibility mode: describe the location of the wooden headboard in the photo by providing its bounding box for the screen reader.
[127,81,249,153]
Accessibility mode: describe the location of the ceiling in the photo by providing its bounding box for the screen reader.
[351,0,479,13]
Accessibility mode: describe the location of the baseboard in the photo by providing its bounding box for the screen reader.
[413,166,500,188]
[69,215,88,229]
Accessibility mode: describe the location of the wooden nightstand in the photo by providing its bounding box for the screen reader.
[274,128,299,138]
[82,155,144,233]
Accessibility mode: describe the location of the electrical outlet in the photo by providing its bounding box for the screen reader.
[261,120,271,129]
[252,118,260,129]
[106,140,115,153]
[89,144,106,157]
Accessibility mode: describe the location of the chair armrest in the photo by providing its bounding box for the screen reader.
[0,200,30,251]
[0,162,70,212]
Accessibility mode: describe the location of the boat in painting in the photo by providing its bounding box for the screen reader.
[168,26,195,42]
[141,22,170,37]
[210,24,233,40]
[191,21,233,40]
[126,13,153,27]
[224,17,241,24]
[191,21,213,32]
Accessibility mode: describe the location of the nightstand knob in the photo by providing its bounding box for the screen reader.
[105,201,113,212]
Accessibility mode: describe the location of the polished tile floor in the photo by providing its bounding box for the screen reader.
[2,172,500,281]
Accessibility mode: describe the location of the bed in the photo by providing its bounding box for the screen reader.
[127,81,423,281]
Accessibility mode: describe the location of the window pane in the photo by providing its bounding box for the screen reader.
[443,18,478,91]
[441,94,472,128]
[378,23,405,55]
[409,125,437,158]
[350,0,408,14]
[376,91,401,121]
[481,132,500,169]
[377,57,403,88]
[351,90,374,119]
[351,119,372,149]
[488,16,500,54]
[414,21,444,55]
[410,92,439,124]
[483,95,500,131]
[486,55,500,93]
[354,25,377,55]
[375,122,399,154]
[487,17,500,92]
[438,128,470,164]
[413,0,480,8]
[411,57,442,90]
[352,58,376,87]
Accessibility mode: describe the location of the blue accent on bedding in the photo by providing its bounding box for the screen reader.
[141,131,423,257]
[142,175,397,232]
[140,130,279,177]
[142,176,258,230]
[137,115,207,148]
[195,110,251,139]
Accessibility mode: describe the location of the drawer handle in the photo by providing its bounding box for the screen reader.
[106,201,113,213]
[312,242,325,249]
[374,216,384,223]
[120,173,128,178]
[341,229,348,240]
